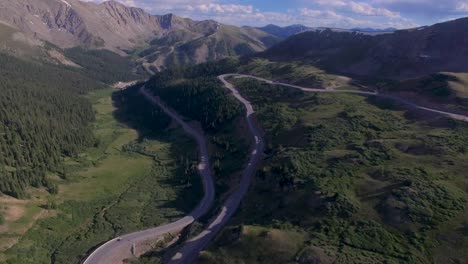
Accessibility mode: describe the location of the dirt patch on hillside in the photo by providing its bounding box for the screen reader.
[0,208,46,251]
[0,195,48,251]
[0,204,25,233]
[48,49,81,67]
[12,32,42,47]
[4,205,25,222]
[297,246,337,264]
[0,195,27,204]
[0,196,27,233]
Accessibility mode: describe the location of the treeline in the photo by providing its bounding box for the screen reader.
[0,53,102,198]
[145,58,242,130]
[65,47,145,84]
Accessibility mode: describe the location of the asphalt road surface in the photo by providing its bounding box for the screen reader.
[82,87,215,264]
[167,72,468,263]
[232,74,468,122]
[166,74,266,264]
[85,73,468,264]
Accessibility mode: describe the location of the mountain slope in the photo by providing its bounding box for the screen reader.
[260,17,468,79]
[0,52,103,198]
[351,27,397,33]
[0,0,279,69]
[257,24,395,39]
[257,24,311,39]
[139,23,280,71]
[0,0,185,50]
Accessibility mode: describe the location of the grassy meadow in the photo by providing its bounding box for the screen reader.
[0,88,202,264]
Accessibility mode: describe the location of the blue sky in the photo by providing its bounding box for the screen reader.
[87,0,468,29]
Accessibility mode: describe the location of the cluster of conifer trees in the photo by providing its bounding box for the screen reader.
[113,83,170,132]
[0,53,101,198]
[145,59,242,130]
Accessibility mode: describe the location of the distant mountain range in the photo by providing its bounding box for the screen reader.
[259,17,468,79]
[257,24,311,38]
[0,0,280,70]
[257,24,398,39]
[2,0,466,78]
[351,27,397,32]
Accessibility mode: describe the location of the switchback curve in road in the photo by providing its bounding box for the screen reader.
[231,74,468,123]
[82,87,215,264]
[166,74,266,264]
[86,72,468,264]
[168,72,468,264]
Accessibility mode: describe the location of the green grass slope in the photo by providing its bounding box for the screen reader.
[1,87,202,264]
[0,33,196,264]
[374,73,468,114]
[65,47,146,84]
[201,77,468,264]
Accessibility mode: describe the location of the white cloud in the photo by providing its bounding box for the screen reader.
[313,0,347,7]
[457,2,468,11]
[373,0,468,14]
[349,2,400,18]
[194,4,254,14]
[83,0,418,29]
[313,0,401,18]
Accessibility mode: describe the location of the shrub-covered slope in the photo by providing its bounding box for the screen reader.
[200,78,468,264]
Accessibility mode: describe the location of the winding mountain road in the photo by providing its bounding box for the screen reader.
[85,73,468,264]
[82,87,215,264]
[231,74,468,122]
[167,73,468,263]
[166,75,266,264]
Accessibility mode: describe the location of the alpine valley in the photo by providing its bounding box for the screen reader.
[0,1,468,264]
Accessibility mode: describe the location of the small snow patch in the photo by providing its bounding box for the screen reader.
[61,0,72,7]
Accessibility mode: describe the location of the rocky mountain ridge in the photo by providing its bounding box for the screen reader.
[260,17,468,79]
[0,0,191,50]
[0,0,278,67]
[257,24,312,39]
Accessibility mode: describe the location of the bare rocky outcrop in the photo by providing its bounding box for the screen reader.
[0,0,218,51]
[0,0,179,50]
[0,0,278,67]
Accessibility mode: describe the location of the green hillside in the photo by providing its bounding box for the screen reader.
[0,53,102,198]
[138,25,280,71]
[0,52,202,263]
[117,58,468,264]
[65,47,145,84]
[1,8,468,264]
[200,77,468,264]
